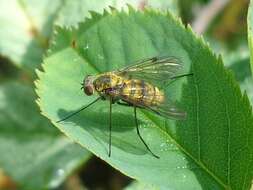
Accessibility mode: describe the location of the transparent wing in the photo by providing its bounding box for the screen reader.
[115,87,186,120]
[145,101,187,120]
[116,56,182,86]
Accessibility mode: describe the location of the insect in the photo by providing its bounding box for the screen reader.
[57,56,193,158]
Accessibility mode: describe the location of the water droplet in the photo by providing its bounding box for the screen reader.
[160,142,166,148]
[98,54,104,60]
[178,173,188,183]
[83,44,89,50]
[159,141,177,152]
[56,169,65,176]
[73,58,79,62]
[48,168,65,188]
[175,165,188,170]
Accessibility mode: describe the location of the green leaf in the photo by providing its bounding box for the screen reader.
[226,50,253,105]
[0,0,63,72]
[56,0,179,27]
[248,0,253,75]
[55,0,180,27]
[55,0,116,27]
[0,81,91,190]
[36,9,253,189]
[124,181,160,190]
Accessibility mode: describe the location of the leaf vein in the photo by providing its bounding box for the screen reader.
[192,61,201,161]
[141,109,228,189]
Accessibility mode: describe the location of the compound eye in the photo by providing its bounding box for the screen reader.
[84,86,94,96]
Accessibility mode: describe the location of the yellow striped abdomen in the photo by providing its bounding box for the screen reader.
[121,79,165,106]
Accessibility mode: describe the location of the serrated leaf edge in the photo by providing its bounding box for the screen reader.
[35,6,253,189]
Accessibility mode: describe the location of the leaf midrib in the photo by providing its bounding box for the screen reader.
[144,109,227,189]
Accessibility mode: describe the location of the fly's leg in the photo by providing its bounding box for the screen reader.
[134,106,160,159]
[109,97,112,157]
[117,101,143,109]
[165,73,194,87]
[117,101,133,107]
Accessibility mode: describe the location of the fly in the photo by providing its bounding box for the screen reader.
[57,56,193,159]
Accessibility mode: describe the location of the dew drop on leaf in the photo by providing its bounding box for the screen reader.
[48,168,65,188]
[98,54,104,60]
[83,44,89,51]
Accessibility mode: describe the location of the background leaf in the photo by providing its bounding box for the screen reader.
[55,0,180,27]
[226,49,253,105]
[247,1,253,77]
[248,0,253,75]
[0,81,91,189]
[124,181,159,190]
[0,0,178,75]
[0,0,62,73]
[36,9,253,189]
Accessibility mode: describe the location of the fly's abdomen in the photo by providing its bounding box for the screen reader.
[121,79,165,106]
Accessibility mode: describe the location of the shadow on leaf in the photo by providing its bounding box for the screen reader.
[57,107,152,157]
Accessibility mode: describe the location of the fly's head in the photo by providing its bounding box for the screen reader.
[82,75,95,96]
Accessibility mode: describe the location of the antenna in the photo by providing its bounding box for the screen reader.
[57,97,101,123]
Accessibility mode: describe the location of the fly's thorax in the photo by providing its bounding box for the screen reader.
[93,73,124,93]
